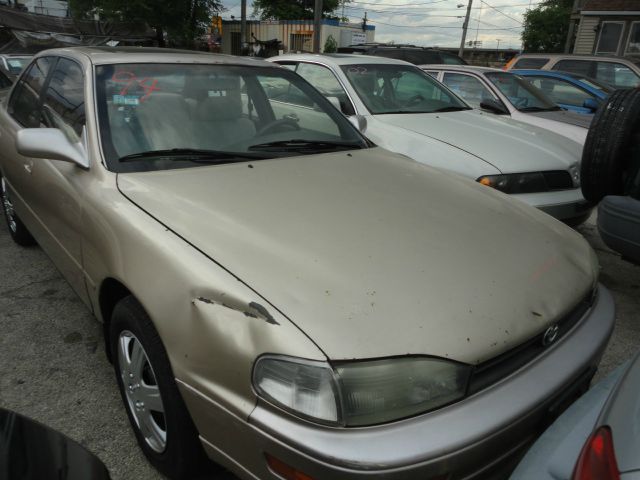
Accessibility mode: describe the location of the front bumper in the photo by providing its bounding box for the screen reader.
[512,189,593,223]
[180,285,614,480]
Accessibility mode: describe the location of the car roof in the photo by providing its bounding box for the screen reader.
[268,53,411,66]
[515,53,636,63]
[33,46,274,67]
[419,64,502,74]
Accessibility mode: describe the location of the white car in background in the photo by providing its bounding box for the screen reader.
[268,54,592,225]
[422,65,590,145]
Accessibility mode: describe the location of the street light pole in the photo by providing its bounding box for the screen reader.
[458,0,473,59]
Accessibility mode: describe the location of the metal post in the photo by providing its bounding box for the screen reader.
[458,0,473,59]
[313,0,323,53]
[241,0,248,54]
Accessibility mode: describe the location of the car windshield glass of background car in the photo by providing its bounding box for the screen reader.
[6,57,30,75]
[341,64,469,114]
[95,63,368,172]
[485,72,558,112]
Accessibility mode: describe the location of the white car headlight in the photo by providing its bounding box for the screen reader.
[253,355,471,426]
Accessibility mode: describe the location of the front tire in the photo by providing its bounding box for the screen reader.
[110,296,209,479]
[580,88,640,203]
[1,176,36,246]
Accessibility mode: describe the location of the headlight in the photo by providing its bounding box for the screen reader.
[477,172,547,194]
[253,356,471,426]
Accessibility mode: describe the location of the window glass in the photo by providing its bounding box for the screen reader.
[0,70,11,89]
[295,63,354,114]
[596,22,623,54]
[552,60,593,77]
[425,71,439,78]
[5,57,30,75]
[628,22,640,54]
[442,72,493,109]
[342,64,467,114]
[525,76,593,107]
[512,58,548,69]
[403,50,440,65]
[95,63,366,173]
[441,53,466,65]
[8,57,51,128]
[260,73,313,107]
[371,49,406,61]
[595,62,640,89]
[41,58,85,140]
[486,72,557,111]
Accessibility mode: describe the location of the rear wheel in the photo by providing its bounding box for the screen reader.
[580,89,640,203]
[110,296,210,479]
[1,176,36,246]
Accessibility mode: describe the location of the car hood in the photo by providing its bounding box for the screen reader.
[375,110,582,174]
[118,148,596,363]
[527,109,593,129]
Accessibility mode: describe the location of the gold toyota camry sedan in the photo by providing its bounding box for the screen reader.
[0,47,615,480]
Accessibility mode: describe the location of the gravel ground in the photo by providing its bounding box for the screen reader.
[0,212,638,480]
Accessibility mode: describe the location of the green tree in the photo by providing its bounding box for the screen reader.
[521,0,572,53]
[253,0,345,20]
[324,34,337,52]
[69,0,223,48]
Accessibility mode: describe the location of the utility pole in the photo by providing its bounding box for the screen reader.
[313,0,323,53]
[496,38,501,50]
[241,0,248,54]
[458,0,473,59]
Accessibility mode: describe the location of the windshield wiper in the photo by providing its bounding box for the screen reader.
[519,106,563,112]
[118,148,268,163]
[431,106,472,112]
[247,139,364,152]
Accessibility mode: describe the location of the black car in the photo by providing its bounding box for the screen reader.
[336,43,467,65]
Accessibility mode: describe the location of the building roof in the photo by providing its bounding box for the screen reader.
[583,0,640,12]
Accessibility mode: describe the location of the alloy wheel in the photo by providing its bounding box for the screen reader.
[118,330,167,453]
[1,177,17,233]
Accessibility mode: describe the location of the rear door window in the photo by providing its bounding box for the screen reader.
[8,57,52,127]
[404,50,440,65]
[512,58,548,69]
[552,59,594,77]
[594,62,640,89]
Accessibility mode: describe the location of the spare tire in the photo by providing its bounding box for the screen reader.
[581,88,640,203]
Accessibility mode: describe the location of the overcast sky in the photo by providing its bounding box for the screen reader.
[220,0,543,49]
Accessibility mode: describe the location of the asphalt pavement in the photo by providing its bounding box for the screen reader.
[0,212,638,480]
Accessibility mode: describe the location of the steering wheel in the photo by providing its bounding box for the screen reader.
[405,94,426,107]
[256,117,300,136]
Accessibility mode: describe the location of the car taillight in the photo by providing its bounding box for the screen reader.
[572,426,620,480]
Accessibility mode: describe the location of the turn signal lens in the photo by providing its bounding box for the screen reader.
[572,426,620,480]
[265,454,315,480]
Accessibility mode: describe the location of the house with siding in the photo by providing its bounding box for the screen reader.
[572,0,640,56]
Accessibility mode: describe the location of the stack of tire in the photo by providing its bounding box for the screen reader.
[581,88,640,264]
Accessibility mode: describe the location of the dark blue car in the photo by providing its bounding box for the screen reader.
[512,69,614,115]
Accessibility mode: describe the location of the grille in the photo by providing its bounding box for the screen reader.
[467,288,595,396]
[543,171,573,190]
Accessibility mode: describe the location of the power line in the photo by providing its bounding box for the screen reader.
[349,0,539,7]
[367,18,522,30]
[479,0,523,24]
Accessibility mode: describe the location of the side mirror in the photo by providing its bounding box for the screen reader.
[16,128,89,169]
[583,98,599,112]
[348,114,367,132]
[480,98,509,115]
[326,96,342,111]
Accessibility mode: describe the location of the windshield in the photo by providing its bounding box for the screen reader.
[574,76,614,94]
[341,64,470,114]
[95,63,368,172]
[485,72,558,111]
[5,57,30,75]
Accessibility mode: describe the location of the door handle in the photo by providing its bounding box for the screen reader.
[24,162,33,174]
